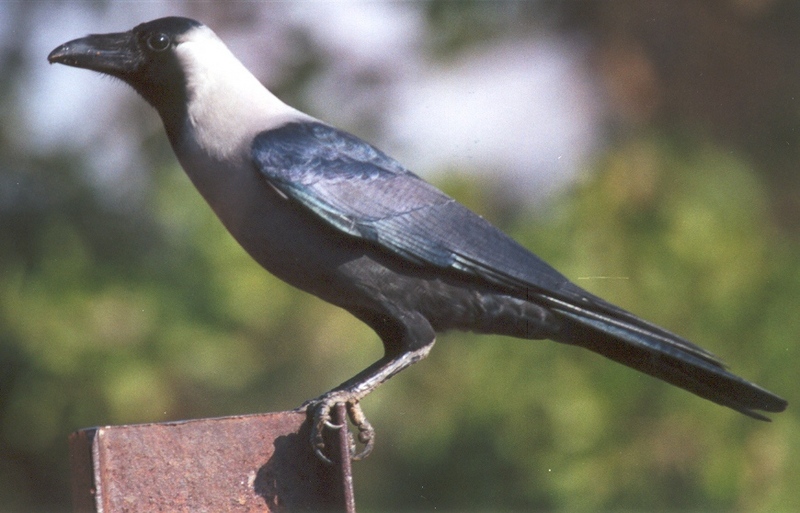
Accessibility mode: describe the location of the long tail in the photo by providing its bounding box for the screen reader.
[541,294,787,420]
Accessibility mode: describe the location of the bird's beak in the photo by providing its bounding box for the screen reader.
[48,31,141,77]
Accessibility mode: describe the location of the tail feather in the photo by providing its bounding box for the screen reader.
[544,296,787,419]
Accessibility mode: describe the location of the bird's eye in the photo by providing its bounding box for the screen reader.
[146,33,171,52]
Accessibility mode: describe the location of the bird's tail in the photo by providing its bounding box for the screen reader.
[540,294,787,420]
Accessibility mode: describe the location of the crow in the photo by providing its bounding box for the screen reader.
[49,16,787,461]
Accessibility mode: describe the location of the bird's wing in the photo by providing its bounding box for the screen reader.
[252,121,572,294]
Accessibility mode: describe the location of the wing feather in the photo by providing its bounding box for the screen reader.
[252,122,570,285]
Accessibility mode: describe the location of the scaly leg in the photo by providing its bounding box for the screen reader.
[297,342,434,463]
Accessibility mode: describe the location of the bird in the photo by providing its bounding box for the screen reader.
[49,16,787,462]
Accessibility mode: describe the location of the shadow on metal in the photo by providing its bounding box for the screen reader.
[70,408,356,512]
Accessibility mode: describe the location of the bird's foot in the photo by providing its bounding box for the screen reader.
[295,347,434,463]
[297,394,375,465]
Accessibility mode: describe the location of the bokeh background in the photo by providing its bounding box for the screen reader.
[2,1,798,511]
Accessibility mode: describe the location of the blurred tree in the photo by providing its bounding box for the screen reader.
[559,0,800,231]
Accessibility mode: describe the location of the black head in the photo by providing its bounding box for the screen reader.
[48,17,204,130]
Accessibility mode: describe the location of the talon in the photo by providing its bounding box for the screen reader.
[323,419,345,430]
[312,425,333,464]
[351,423,374,460]
[314,446,334,466]
[346,402,375,460]
[304,396,377,463]
[352,444,373,461]
[309,401,334,464]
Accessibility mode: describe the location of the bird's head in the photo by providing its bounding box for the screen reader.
[49,16,299,152]
[48,17,209,126]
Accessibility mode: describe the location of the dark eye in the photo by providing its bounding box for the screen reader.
[146,33,170,52]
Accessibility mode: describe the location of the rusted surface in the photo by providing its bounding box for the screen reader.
[69,410,354,512]
[333,403,356,513]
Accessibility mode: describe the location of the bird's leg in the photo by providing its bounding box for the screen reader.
[297,342,433,464]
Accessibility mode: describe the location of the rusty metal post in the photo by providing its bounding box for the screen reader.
[333,403,357,513]
[69,410,357,512]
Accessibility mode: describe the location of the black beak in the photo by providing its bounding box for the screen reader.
[48,31,141,77]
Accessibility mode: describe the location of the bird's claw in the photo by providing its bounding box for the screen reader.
[346,401,375,460]
[323,418,345,430]
[304,398,375,464]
